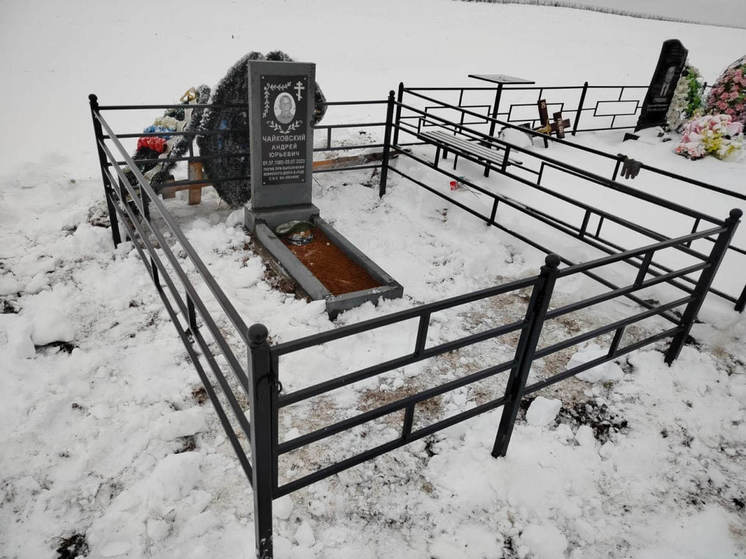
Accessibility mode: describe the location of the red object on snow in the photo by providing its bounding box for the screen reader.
[137,136,168,153]
[449,180,458,191]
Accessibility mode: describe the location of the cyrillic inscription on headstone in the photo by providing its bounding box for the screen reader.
[260,75,309,186]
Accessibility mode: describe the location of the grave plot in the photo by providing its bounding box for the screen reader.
[89,70,743,558]
[243,60,402,317]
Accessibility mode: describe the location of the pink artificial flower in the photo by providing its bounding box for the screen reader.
[687,143,705,158]
[725,121,743,136]
[718,101,729,110]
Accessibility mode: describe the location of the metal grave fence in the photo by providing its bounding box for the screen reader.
[90,88,742,558]
[387,84,746,312]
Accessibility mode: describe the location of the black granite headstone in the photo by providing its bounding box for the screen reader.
[248,61,315,212]
[635,39,688,132]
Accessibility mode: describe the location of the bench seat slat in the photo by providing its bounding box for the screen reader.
[419,129,522,167]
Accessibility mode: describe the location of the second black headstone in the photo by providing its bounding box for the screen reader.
[635,39,688,132]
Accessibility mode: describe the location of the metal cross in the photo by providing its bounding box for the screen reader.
[551,111,571,139]
[534,99,571,140]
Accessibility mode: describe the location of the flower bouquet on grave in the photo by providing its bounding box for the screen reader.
[120,85,211,222]
[705,57,746,125]
[666,65,705,132]
[674,114,743,160]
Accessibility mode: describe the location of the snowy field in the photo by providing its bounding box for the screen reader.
[1,1,746,558]
[463,0,746,29]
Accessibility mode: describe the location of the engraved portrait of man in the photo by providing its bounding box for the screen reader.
[274,92,296,124]
[658,65,677,98]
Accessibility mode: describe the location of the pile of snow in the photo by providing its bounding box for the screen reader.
[568,343,625,384]
[526,396,562,426]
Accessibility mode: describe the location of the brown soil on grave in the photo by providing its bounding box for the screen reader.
[282,228,381,296]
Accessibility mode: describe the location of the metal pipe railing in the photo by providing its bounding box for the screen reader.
[90,90,742,559]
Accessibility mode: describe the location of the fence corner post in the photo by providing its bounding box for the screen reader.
[89,93,121,247]
[492,254,560,458]
[248,323,274,559]
[664,208,742,365]
[379,89,396,198]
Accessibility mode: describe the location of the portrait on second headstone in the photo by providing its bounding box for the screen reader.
[274,92,296,124]
[658,66,677,99]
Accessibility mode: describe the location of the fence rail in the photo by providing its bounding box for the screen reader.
[404,81,710,137]
[390,85,746,312]
[90,85,742,558]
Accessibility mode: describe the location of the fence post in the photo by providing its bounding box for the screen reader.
[392,82,404,147]
[379,90,396,198]
[492,254,560,458]
[89,94,121,247]
[248,323,275,559]
[664,208,742,364]
[736,285,746,313]
[572,81,588,136]
[487,83,504,139]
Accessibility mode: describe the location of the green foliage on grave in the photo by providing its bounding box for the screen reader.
[666,65,705,132]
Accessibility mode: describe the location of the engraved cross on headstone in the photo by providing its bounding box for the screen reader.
[294,80,305,101]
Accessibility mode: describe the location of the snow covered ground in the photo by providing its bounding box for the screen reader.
[464,0,746,29]
[1,1,746,558]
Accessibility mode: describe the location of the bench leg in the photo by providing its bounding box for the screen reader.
[434,146,441,167]
[188,187,202,205]
[188,161,203,206]
[442,148,448,160]
[452,154,459,170]
[484,162,490,178]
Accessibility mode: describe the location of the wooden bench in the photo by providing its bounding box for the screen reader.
[158,151,393,206]
[161,160,207,205]
[419,129,522,177]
